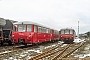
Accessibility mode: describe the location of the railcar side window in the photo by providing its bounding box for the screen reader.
[46,29,50,33]
[42,27,44,33]
[46,29,48,33]
[38,26,42,33]
[44,28,46,33]
[34,25,37,32]
[48,29,50,33]
[61,30,64,34]
[27,25,32,32]
[54,30,57,34]
[18,25,26,32]
[42,27,46,33]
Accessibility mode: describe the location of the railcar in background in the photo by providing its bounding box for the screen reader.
[0,18,6,45]
[51,29,59,41]
[12,21,59,45]
[0,19,16,45]
[59,28,76,43]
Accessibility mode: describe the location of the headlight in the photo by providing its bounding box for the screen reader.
[29,35,31,37]
[12,35,14,37]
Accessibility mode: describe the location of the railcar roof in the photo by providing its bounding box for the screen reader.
[60,28,75,31]
[14,21,51,29]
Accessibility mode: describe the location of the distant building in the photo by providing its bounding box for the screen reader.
[79,33,88,38]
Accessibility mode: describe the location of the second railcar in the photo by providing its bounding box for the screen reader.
[59,28,76,43]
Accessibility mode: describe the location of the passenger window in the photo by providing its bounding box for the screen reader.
[38,26,42,33]
[46,29,48,33]
[18,25,26,32]
[27,25,32,32]
[34,25,37,32]
[42,27,44,33]
[42,27,46,33]
[54,30,55,34]
[44,28,46,33]
[46,29,50,33]
[61,30,64,34]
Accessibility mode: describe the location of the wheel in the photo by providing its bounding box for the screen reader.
[24,43,27,46]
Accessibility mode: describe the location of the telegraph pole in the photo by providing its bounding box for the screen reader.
[78,21,79,38]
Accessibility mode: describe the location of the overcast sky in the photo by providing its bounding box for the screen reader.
[0,0,90,34]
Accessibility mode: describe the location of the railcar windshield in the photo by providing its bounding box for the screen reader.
[65,30,69,34]
[61,29,73,34]
[18,25,26,32]
[70,30,73,34]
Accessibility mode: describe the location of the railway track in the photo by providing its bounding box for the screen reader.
[0,44,38,59]
[29,42,85,60]
[0,41,85,60]
[0,41,59,60]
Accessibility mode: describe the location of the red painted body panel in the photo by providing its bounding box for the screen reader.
[12,32,33,43]
[12,32,55,44]
[37,33,51,42]
[60,34,74,41]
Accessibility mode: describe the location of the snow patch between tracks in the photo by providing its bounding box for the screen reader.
[74,38,85,43]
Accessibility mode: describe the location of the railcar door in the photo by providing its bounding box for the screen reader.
[32,25,38,43]
[37,26,44,42]
[45,28,51,41]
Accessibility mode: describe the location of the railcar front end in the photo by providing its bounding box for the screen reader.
[12,23,37,45]
[60,34,74,43]
[59,28,75,43]
[12,32,35,45]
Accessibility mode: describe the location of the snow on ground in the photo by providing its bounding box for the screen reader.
[61,44,67,47]
[74,38,90,58]
[44,44,56,49]
[27,49,42,54]
[58,41,64,44]
[74,54,90,58]
[74,38,86,43]
[0,51,11,55]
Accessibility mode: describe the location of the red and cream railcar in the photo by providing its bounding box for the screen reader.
[12,21,59,45]
[51,29,59,41]
[59,28,76,43]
